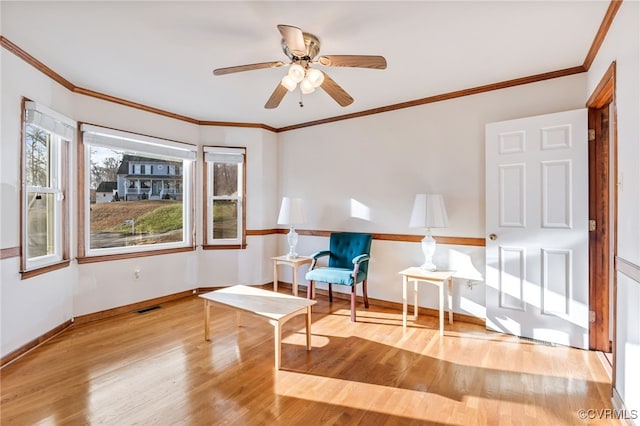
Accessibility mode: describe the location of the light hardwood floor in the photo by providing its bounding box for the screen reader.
[1,291,619,425]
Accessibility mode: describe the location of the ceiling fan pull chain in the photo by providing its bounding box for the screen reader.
[298,91,304,108]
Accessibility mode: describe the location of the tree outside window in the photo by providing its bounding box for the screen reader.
[21,100,74,275]
[212,162,239,240]
[25,124,55,259]
[204,147,245,248]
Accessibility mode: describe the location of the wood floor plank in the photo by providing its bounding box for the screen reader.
[0,293,620,425]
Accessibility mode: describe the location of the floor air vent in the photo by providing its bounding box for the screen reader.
[518,336,556,347]
[137,305,161,314]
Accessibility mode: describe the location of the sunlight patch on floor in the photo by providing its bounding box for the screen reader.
[274,371,451,422]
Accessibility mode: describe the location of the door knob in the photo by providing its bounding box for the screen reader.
[489,233,497,241]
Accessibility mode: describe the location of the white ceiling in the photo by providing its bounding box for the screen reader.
[1,1,610,129]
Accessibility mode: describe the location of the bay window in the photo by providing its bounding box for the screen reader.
[79,124,196,260]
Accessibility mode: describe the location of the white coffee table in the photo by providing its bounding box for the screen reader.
[200,285,317,370]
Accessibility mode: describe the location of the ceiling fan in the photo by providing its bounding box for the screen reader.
[213,24,387,109]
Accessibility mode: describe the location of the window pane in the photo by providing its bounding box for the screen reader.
[25,124,51,187]
[213,163,238,196]
[212,199,238,240]
[27,192,54,259]
[89,151,185,249]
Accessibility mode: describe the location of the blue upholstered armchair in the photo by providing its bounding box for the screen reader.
[305,232,372,322]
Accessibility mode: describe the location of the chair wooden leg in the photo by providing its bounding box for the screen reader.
[350,287,356,322]
[328,284,333,302]
[307,281,314,299]
[362,279,369,308]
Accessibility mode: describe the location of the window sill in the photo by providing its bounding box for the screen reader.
[77,246,195,264]
[21,260,71,279]
[202,244,247,250]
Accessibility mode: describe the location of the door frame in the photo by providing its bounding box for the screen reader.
[586,61,617,375]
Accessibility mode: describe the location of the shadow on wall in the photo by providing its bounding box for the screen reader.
[448,248,484,282]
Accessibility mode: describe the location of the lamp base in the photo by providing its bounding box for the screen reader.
[286,226,299,259]
[419,262,437,271]
[420,230,437,271]
[419,261,437,271]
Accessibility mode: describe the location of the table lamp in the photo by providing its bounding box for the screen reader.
[277,197,305,259]
[409,194,449,271]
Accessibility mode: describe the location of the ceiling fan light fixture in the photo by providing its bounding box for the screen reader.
[300,78,315,94]
[213,24,386,109]
[288,64,305,83]
[281,75,297,91]
[306,68,325,88]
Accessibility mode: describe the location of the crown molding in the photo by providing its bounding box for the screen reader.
[276,66,586,132]
[1,35,74,91]
[583,0,623,71]
[0,1,620,132]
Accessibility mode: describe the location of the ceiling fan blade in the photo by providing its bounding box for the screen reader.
[318,55,387,70]
[277,24,306,57]
[320,72,354,107]
[264,83,288,109]
[213,61,284,76]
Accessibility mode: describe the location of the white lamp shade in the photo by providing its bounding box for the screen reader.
[281,75,297,91]
[306,68,325,87]
[409,194,449,228]
[299,78,315,94]
[277,197,305,225]
[288,64,305,83]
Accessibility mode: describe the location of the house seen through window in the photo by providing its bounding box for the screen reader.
[82,124,196,256]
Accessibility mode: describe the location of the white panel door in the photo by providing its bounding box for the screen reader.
[485,109,589,349]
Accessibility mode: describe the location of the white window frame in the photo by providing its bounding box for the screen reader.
[204,146,246,247]
[81,124,196,257]
[21,101,75,273]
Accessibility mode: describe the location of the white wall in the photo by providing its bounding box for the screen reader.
[197,125,278,288]
[277,74,587,316]
[617,273,640,420]
[588,2,640,265]
[587,0,640,418]
[1,51,76,356]
[0,49,279,356]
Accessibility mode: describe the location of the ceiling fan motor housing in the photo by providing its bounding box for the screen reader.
[282,32,320,62]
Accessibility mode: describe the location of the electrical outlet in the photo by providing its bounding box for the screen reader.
[134,268,140,280]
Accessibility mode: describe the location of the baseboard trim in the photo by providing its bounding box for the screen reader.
[73,290,196,325]
[612,386,637,426]
[1,319,73,368]
[596,351,613,381]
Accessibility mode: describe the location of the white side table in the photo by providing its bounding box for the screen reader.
[272,255,313,297]
[398,267,455,336]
